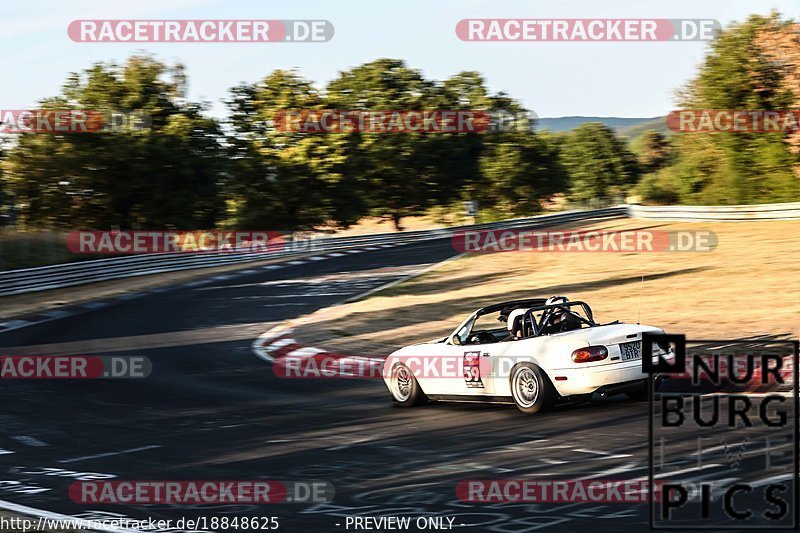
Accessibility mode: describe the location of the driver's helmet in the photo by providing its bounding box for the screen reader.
[545,295,569,319]
[507,308,527,335]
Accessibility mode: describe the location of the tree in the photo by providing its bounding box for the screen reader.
[479,128,567,216]
[325,59,441,229]
[5,55,227,228]
[225,70,338,230]
[559,123,639,203]
[632,130,672,174]
[662,14,800,204]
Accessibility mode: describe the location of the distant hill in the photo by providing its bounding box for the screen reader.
[535,116,669,138]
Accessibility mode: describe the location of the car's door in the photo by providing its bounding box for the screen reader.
[459,343,496,395]
[410,315,473,396]
[455,312,514,396]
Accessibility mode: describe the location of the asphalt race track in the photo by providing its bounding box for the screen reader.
[0,237,793,532]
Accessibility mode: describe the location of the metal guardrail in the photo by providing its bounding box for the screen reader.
[4,200,799,297]
[628,202,800,221]
[0,207,625,297]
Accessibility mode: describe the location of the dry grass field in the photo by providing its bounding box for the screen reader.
[293,218,800,356]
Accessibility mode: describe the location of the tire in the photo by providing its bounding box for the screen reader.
[510,363,556,414]
[389,363,426,407]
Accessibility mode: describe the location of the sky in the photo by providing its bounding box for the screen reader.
[1,0,798,119]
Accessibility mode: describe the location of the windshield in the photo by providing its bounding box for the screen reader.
[450,314,476,344]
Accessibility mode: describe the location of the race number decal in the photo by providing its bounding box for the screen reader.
[463,351,484,388]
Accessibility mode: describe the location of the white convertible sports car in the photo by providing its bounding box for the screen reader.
[383,298,669,413]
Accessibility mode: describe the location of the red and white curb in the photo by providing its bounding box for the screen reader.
[250,252,466,376]
[251,327,383,378]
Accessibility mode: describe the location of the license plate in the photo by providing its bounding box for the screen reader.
[620,340,642,361]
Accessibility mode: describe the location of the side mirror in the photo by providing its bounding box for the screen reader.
[451,336,462,346]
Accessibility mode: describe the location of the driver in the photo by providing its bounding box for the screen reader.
[540,295,581,335]
[506,308,527,339]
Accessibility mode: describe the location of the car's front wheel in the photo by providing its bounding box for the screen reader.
[389,363,426,407]
[510,363,555,414]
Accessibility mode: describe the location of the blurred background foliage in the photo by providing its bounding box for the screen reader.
[1,13,799,235]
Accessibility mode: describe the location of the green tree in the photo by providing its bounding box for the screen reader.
[559,123,640,203]
[5,55,226,228]
[325,59,440,229]
[225,69,338,230]
[479,128,566,216]
[631,130,672,174]
[661,14,800,204]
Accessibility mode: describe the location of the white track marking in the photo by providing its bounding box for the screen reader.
[264,292,351,298]
[285,347,327,359]
[0,500,140,533]
[58,445,162,464]
[573,448,632,459]
[11,436,48,447]
[266,337,296,350]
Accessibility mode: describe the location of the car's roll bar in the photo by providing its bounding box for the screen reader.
[522,301,597,337]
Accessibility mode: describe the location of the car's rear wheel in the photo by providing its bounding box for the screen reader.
[389,363,425,407]
[510,363,555,414]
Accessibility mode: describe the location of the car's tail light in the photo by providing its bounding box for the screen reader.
[571,346,608,363]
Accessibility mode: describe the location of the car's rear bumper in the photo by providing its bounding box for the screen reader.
[549,362,648,396]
